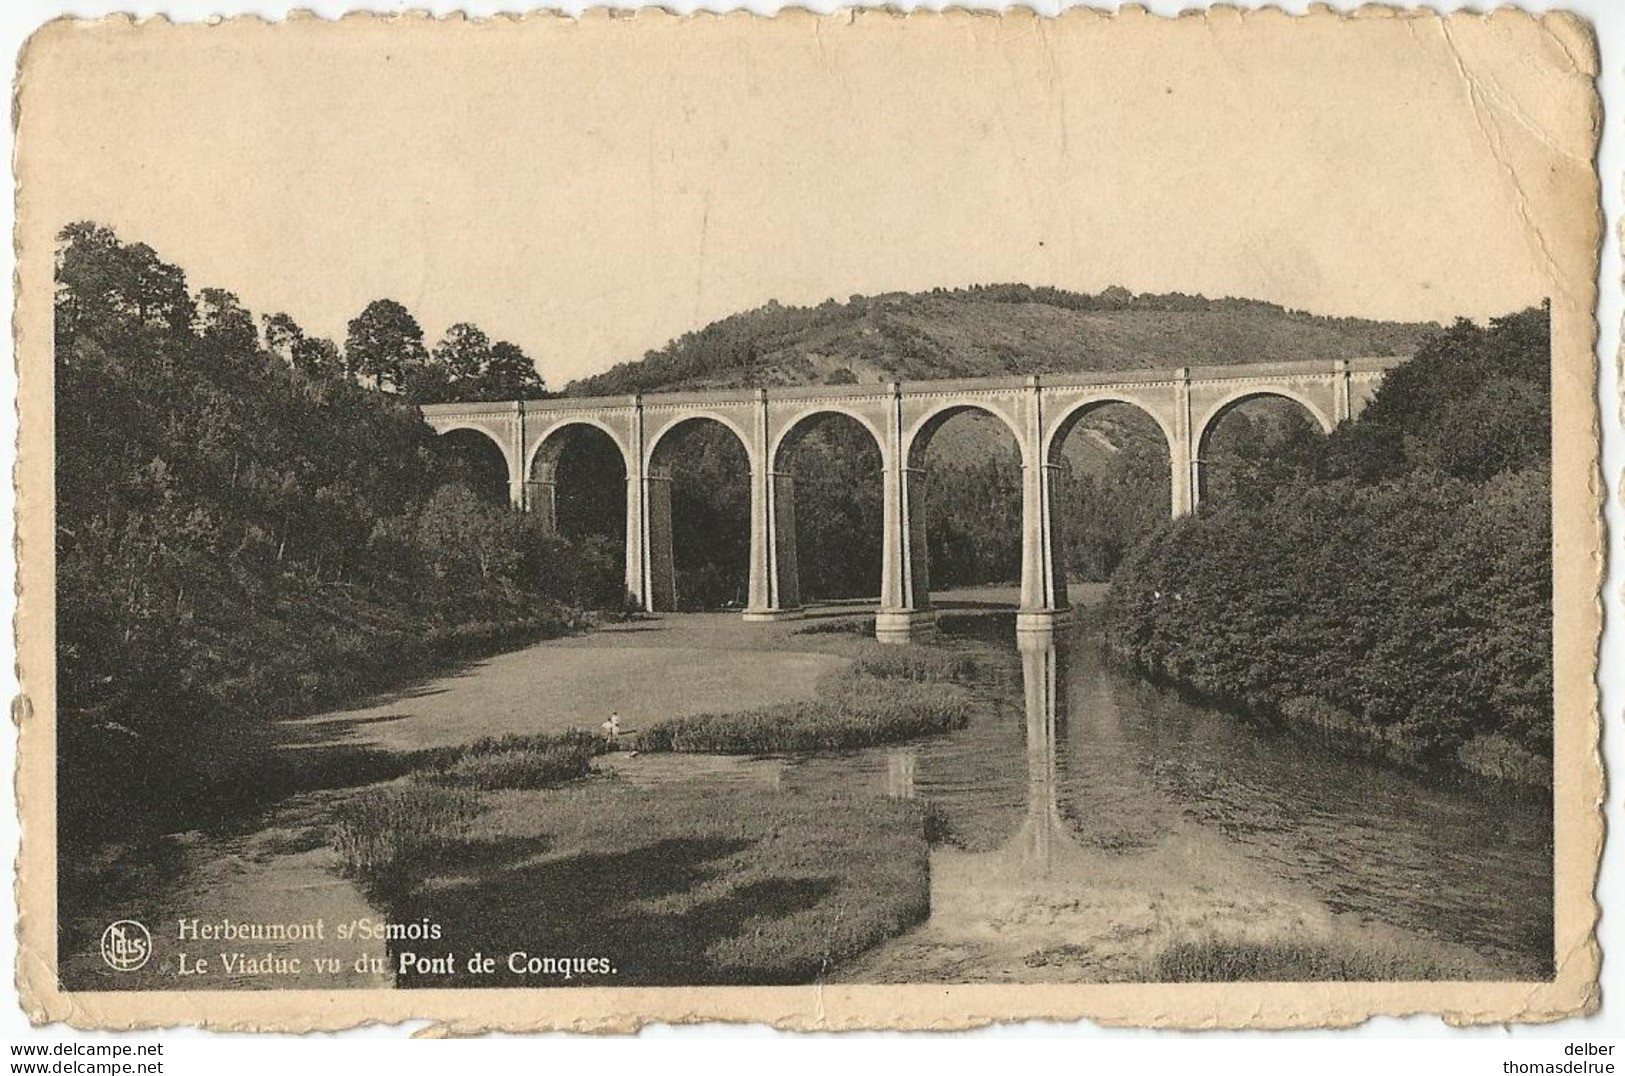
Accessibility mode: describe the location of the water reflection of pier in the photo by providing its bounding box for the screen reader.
[1012,630,1080,872]
[884,629,1081,873]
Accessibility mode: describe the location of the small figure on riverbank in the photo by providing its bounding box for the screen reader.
[601,711,621,746]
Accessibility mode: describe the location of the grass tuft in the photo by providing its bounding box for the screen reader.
[409,729,610,790]
[330,783,483,883]
[636,654,976,754]
[847,648,981,682]
[331,730,615,882]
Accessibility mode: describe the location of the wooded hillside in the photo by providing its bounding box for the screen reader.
[54,223,608,840]
[568,285,1435,396]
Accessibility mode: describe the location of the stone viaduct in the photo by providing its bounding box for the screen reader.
[421,357,1403,641]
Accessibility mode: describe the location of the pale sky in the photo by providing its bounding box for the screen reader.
[17,11,1589,385]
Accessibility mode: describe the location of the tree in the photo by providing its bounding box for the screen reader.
[482,340,547,400]
[434,323,492,382]
[345,299,427,391]
[55,221,195,346]
[411,322,491,403]
[415,482,520,584]
[196,288,263,375]
[1321,304,1550,484]
[262,312,304,367]
[292,336,344,383]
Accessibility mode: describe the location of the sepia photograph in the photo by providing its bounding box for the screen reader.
[10,6,1604,1032]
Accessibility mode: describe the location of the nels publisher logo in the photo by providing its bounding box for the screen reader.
[99,920,151,972]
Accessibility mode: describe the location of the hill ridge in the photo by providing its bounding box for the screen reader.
[566,283,1436,397]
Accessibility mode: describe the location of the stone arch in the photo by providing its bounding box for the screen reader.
[434,424,515,505]
[769,407,887,605]
[644,414,755,611]
[435,422,515,471]
[770,406,889,471]
[523,420,630,566]
[526,416,633,480]
[1040,397,1177,592]
[1193,387,1336,458]
[899,401,1026,604]
[1192,388,1332,508]
[903,401,1026,469]
[644,411,756,474]
[1043,396,1177,467]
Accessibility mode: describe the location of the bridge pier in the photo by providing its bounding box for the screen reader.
[743,469,803,621]
[1017,457,1073,632]
[623,473,646,611]
[526,461,559,534]
[876,426,935,644]
[1017,378,1072,635]
[644,468,677,612]
[623,468,679,614]
[1171,367,1197,516]
[745,387,804,622]
[744,468,802,621]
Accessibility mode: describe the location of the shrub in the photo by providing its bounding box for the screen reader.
[792,616,876,637]
[1456,734,1551,789]
[848,648,980,683]
[1107,469,1551,774]
[411,730,609,790]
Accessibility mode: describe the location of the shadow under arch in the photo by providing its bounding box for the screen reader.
[527,422,629,609]
[903,403,1025,609]
[1045,399,1175,589]
[645,416,753,610]
[771,409,886,605]
[1194,391,1330,507]
[434,426,512,505]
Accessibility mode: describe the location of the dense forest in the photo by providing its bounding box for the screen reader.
[1106,306,1552,783]
[54,223,595,839]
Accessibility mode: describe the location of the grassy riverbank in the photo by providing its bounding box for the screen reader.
[334,770,933,985]
[58,611,598,848]
[636,649,981,754]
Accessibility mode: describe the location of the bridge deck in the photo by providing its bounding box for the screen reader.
[420,355,1410,416]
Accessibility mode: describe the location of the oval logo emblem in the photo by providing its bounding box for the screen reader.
[100,920,152,972]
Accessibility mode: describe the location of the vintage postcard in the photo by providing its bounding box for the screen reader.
[12,8,1603,1032]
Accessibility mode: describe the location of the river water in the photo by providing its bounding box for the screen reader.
[63,604,1553,988]
[622,610,1553,982]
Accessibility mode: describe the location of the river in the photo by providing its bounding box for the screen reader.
[60,593,1552,988]
[608,608,1552,981]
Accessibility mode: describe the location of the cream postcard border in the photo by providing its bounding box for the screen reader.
[10,6,1604,1032]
